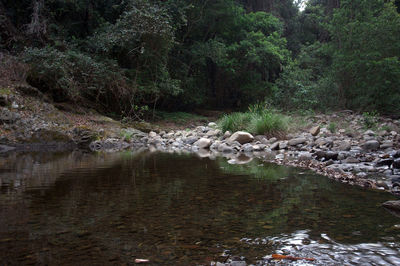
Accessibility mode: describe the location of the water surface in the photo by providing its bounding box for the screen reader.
[0,150,399,265]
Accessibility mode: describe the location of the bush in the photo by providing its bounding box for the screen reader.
[218,107,288,137]
[22,46,134,114]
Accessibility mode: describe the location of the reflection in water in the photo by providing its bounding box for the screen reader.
[0,151,399,265]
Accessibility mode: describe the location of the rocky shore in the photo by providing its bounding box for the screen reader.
[1,85,400,197]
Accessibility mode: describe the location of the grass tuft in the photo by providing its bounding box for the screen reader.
[218,107,288,137]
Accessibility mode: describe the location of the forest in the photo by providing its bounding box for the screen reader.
[1,0,400,118]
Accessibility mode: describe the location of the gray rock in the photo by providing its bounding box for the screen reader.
[310,125,320,136]
[394,159,400,169]
[210,141,221,150]
[270,142,279,150]
[242,143,254,152]
[315,150,338,160]
[227,131,254,145]
[337,141,351,151]
[382,201,400,211]
[218,143,234,153]
[343,157,360,164]
[0,108,20,124]
[288,137,307,146]
[148,131,157,138]
[0,144,16,153]
[208,122,217,127]
[194,138,212,149]
[268,137,278,144]
[364,130,375,136]
[184,136,198,145]
[380,141,394,149]
[362,140,380,151]
[299,152,312,161]
[279,141,288,150]
[223,131,232,139]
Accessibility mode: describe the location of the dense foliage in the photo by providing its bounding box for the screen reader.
[1,0,400,117]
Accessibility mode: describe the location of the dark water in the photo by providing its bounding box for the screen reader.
[0,150,399,265]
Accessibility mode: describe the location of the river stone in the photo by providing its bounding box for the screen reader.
[149,131,157,138]
[223,131,232,139]
[380,141,394,149]
[268,137,278,144]
[194,138,212,149]
[316,150,338,160]
[288,137,307,146]
[184,136,198,145]
[364,130,376,136]
[362,140,380,151]
[0,108,20,124]
[208,122,217,128]
[310,125,320,136]
[227,131,254,145]
[210,141,220,150]
[242,143,254,152]
[299,152,312,161]
[343,157,360,164]
[270,142,279,150]
[279,141,288,150]
[218,143,234,153]
[393,159,400,169]
[337,141,351,151]
[383,201,400,211]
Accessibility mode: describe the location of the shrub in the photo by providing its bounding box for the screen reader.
[22,46,134,114]
[218,108,288,137]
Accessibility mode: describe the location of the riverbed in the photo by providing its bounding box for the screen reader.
[0,150,399,265]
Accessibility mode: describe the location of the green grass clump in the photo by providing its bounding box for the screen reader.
[218,108,288,137]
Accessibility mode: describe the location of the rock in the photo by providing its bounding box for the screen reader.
[206,129,221,137]
[383,201,400,211]
[376,180,389,190]
[218,143,234,153]
[268,137,278,144]
[278,141,287,150]
[242,143,254,152]
[310,125,320,136]
[298,152,312,161]
[210,141,220,150]
[270,142,279,150]
[362,140,380,151]
[149,131,157,138]
[227,131,254,145]
[343,157,360,164]
[223,131,232,139]
[0,95,9,106]
[253,144,266,151]
[394,159,400,169]
[315,150,338,160]
[208,122,217,127]
[288,137,307,146]
[376,159,394,167]
[364,130,375,136]
[11,101,19,109]
[0,144,15,153]
[380,141,394,149]
[184,136,198,145]
[194,138,212,149]
[0,108,20,123]
[337,141,351,151]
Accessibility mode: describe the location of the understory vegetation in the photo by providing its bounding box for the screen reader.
[1,0,400,119]
[218,104,289,136]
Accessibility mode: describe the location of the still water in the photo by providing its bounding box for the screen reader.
[0,150,399,265]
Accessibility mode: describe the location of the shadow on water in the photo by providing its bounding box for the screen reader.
[0,150,399,265]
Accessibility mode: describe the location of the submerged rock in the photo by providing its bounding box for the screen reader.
[383,201,400,211]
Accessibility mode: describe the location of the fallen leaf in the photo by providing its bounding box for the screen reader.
[272,254,315,261]
[135,259,149,263]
